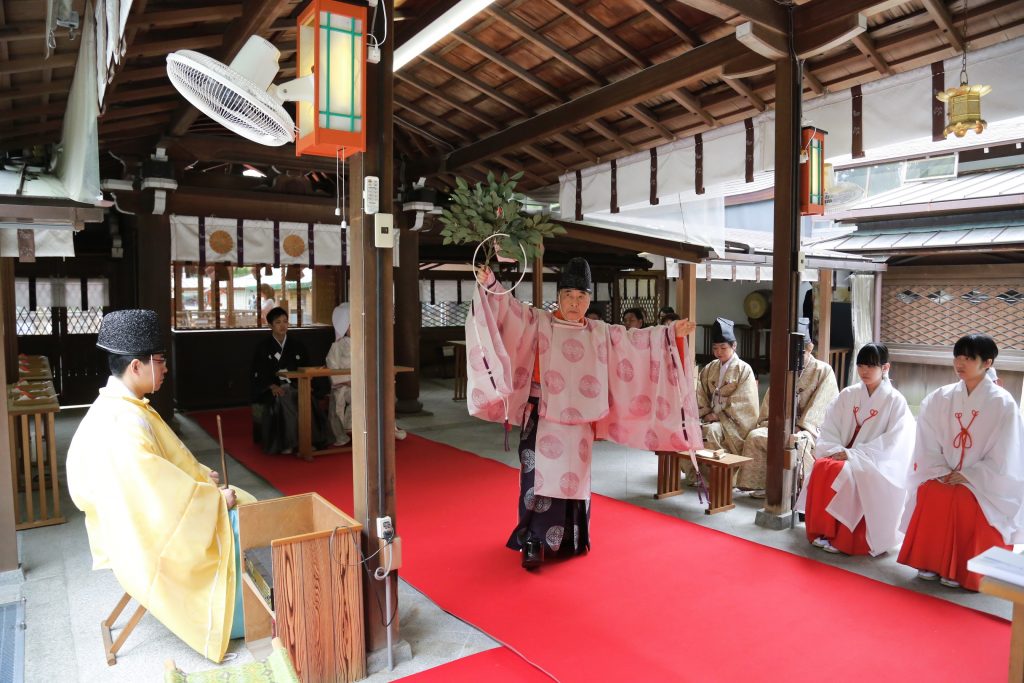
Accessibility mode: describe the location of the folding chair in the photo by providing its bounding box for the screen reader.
[101,592,147,666]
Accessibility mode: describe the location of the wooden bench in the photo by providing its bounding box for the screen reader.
[654,450,752,515]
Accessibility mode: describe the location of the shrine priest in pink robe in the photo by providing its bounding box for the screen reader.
[468,257,702,569]
[797,343,916,556]
[898,334,1024,591]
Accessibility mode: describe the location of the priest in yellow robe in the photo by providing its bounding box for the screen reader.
[67,310,255,663]
[739,319,838,493]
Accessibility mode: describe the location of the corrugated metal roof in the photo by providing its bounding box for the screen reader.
[815,223,1024,252]
[838,168,1024,211]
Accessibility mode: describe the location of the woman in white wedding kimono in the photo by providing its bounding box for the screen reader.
[798,343,915,556]
[898,334,1024,591]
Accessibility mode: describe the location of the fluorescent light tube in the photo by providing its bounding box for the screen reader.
[393,0,495,71]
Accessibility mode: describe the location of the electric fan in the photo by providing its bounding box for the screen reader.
[166,35,313,146]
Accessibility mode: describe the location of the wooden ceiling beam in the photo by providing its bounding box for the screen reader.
[159,135,340,173]
[125,34,223,59]
[681,0,787,33]
[488,5,603,87]
[166,0,296,137]
[557,219,708,263]
[101,101,180,122]
[722,77,765,111]
[586,120,638,154]
[417,52,531,118]
[803,69,826,95]
[635,0,704,47]
[554,133,601,164]
[394,120,433,156]
[920,0,966,53]
[0,79,71,100]
[548,0,646,70]
[0,21,46,44]
[451,30,563,102]
[667,90,716,126]
[852,32,893,76]
[0,53,76,76]
[413,34,745,174]
[0,101,66,124]
[107,84,177,104]
[126,5,244,30]
[626,104,676,140]
[522,144,566,174]
[394,96,473,142]
[396,73,498,130]
[794,0,905,31]
[494,155,551,186]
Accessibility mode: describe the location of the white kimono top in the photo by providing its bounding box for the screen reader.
[901,375,1024,544]
[799,379,916,555]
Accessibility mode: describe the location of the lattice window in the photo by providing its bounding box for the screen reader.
[15,307,52,335]
[66,307,104,335]
[421,301,471,328]
[881,283,1024,350]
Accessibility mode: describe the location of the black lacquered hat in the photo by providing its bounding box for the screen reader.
[557,257,592,293]
[96,309,166,355]
[711,317,736,344]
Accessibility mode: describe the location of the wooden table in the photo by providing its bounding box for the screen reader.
[17,355,52,381]
[448,341,467,401]
[278,366,413,462]
[654,450,751,515]
[979,577,1024,682]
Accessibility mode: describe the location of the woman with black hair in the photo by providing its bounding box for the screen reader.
[798,343,915,556]
[898,334,1024,590]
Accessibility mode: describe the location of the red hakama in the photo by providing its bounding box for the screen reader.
[804,458,871,556]
[897,480,1010,591]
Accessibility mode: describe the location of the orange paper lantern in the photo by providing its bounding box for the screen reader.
[800,126,826,216]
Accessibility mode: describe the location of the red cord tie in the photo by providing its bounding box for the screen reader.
[845,406,878,449]
[952,410,979,472]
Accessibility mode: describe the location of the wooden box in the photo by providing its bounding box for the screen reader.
[7,396,64,530]
[238,493,366,683]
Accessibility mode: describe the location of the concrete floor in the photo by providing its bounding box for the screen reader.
[11,376,1012,682]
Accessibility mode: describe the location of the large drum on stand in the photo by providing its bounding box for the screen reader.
[743,289,771,372]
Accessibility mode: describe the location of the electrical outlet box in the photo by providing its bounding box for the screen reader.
[378,536,402,571]
[367,45,381,64]
[363,175,380,214]
[374,213,394,249]
[375,515,393,539]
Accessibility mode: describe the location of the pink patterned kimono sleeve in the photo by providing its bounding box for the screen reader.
[597,324,703,452]
[464,279,538,427]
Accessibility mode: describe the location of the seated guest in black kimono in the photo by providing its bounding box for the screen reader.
[251,307,308,458]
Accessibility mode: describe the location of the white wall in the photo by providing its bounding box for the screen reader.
[667,279,812,326]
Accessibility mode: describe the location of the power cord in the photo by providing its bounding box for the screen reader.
[326,525,399,627]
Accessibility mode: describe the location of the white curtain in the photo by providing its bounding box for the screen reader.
[849,273,875,380]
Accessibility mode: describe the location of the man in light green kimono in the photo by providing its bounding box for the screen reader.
[683,317,759,484]
[739,319,839,495]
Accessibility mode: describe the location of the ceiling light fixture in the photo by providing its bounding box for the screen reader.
[936,0,990,138]
[393,0,494,71]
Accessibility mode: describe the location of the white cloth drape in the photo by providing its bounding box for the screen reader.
[849,274,875,380]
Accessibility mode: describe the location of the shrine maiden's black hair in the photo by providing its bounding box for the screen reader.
[953,334,998,363]
[856,343,889,367]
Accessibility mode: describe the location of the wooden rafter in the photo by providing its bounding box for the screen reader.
[921,0,966,53]
[0,21,46,44]
[852,32,893,76]
[635,0,704,47]
[417,52,531,117]
[126,5,244,30]
[412,35,746,175]
[125,34,222,59]
[394,95,473,142]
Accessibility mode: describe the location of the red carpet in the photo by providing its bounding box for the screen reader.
[195,408,1012,682]
[398,648,550,681]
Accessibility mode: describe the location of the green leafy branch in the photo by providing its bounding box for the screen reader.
[438,170,565,271]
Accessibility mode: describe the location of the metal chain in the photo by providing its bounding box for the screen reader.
[960,0,970,85]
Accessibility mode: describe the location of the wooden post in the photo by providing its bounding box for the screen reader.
[761,38,801,524]
[255,267,263,327]
[280,268,287,316]
[212,275,221,329]
[0,259,21,571]
[173,263,183,328]
[873,273,883,340]
[816,268,832,361]
[197,267,205,312]
[134,215,175,421]
[226,269,235,327]
[676,263,697,366]
[532,255,543,308]
[349,0,398,653]
[395,219,422,414]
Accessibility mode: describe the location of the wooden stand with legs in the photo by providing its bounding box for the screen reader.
[654,450,751,514]
[101,592,147,666]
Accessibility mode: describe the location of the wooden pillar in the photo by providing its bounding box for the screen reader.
[349,0,398,652]
[816,268,832,361]
[255,267,263,327]
[197,267,205,312]
[873,273,883,340]
[1,259,16,380]
[226,270,235,327]
[532,255,543,307]
[395,220,422,413]
[134,215,174,421]
[761,41,801,523]
[173,263,183,328]
[675,263,697,366]
[0,258,21,571]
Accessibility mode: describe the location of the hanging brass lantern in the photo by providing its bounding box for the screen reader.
[936,1,991,138]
